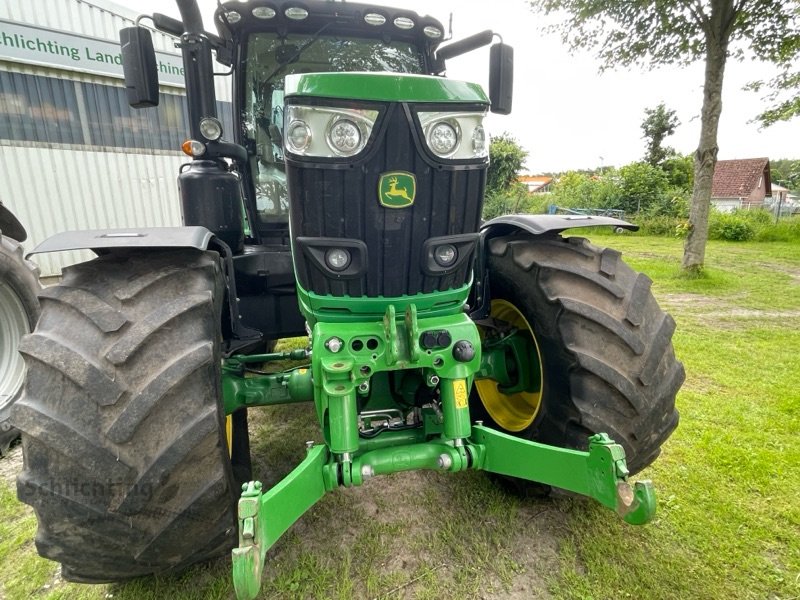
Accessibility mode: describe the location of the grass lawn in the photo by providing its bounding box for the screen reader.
[1,233,798,599]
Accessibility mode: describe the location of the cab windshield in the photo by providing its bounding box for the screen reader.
[242,33,426,228]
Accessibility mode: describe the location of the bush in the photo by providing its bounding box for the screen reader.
[634,215,688,237]
[617,162,670,214]
[731,208,773,226]
[753,216,800,241]
[708,212,756,241]
[482,183,537,220]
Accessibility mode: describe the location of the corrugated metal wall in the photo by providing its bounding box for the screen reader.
[1,145,185,276]
[1,0,234,276]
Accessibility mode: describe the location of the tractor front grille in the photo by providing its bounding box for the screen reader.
[286,102,486,298]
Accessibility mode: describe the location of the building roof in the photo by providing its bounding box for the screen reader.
[519,176,553,185]
[711,158,771,199]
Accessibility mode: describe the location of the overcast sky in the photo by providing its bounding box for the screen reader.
[127,0,800,173]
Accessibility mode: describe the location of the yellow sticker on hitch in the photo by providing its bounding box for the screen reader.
[454,379,468,409]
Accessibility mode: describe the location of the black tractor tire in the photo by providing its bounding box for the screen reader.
[13,249,239,581]
[0,234,40,456]
[472,233,683,477]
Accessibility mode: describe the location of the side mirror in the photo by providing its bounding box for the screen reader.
[489,43,513,115]
[120,27,159,108]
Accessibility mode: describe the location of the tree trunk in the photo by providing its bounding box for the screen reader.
[682,1,734,274]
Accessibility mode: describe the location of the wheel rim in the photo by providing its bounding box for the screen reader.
[0,280,30,407]
[225,415,233,457]
[475,299,544,432]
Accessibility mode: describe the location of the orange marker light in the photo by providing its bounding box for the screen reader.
[181,139,206,157]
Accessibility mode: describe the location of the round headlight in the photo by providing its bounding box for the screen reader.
[225,11,241,24]
[325,248,351,271]
[252,7,276,19]
[327,118,362,156]
[199,117,223,141]
[285,7,309,20]
[427,121,460,157]
[286,120,312,152]
[364,13,386,26]
[472,125,487,155]
[434,244,458,267]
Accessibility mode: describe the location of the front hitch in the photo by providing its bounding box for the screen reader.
[468,427,656,525]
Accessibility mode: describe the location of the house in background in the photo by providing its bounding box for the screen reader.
[519,175,553,193]
[710,158,772,212]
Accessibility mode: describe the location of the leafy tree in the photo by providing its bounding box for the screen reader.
[749,31,800,127]
[618,162,670,214]
[770,158,800,191]
[641,103,680,166]
[483,134,530,219]
[661,154,695,190]
[550,171,622,210]
[529,0,800,275]
[486,133,528,194]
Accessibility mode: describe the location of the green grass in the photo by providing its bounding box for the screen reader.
[1,234,798,599]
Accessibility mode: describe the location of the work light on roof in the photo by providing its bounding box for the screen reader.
[285,7,309,20]
[393,16,415,30]
[225,11,242,24]
[364,13,386,26]
[252,6,276,19]
[423,26,443,39]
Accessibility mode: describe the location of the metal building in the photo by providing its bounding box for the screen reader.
[0,0,231,276]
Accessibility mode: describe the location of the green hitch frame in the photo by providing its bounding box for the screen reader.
[231,427,656,599]
[226,305,657,599]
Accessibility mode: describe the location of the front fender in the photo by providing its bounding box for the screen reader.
[481,213,638,237]
[469,214,638,321]
[27,226,215,257]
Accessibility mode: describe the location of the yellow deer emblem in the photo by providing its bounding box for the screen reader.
[386,177,413,202]
[379,171,416,208]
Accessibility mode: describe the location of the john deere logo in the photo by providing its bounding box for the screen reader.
[379,171,416,208]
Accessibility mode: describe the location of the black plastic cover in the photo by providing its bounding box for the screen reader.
[489,43,514,115]
[120,27,159,108]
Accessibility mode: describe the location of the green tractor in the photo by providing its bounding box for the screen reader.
[13,1,682,597]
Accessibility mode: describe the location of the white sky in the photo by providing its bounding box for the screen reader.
[127,0,800,173]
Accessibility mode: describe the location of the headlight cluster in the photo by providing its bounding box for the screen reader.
[418,111,489,160]
[284,106,489,161]
[284,105,379,158]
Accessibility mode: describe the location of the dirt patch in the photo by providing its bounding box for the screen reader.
[661,293,800,328]
[754,262,800,282]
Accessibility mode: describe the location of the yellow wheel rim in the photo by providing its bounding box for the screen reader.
[225,415,233,458]
[475,299,544,432]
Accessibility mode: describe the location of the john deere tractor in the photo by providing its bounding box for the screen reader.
[13,1,682,597]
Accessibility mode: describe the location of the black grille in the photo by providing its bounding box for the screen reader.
[287,103,486,298]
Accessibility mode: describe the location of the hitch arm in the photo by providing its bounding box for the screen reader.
[469,426,655,525]
[232,445,333,600]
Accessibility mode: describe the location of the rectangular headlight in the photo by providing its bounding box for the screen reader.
[417,110,489,160]
[284,105,380,158]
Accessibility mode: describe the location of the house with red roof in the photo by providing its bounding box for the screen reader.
[518,175,553,194]
[711,158,772,212]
